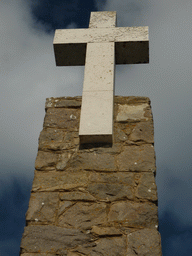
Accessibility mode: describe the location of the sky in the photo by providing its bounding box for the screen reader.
[1,0,192,255]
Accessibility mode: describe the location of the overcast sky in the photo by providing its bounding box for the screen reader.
[1,0,192,255]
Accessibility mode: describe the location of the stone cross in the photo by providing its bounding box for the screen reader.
[53,11,149,144]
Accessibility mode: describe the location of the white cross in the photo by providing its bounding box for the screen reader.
[53,11,149,144]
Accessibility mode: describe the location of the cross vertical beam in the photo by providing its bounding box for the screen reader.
[79,12,116,144]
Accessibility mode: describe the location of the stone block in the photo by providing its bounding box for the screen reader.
[56,153,72,171]
[20,226,91,254]
[58,201,74,216]
[113,123,131,143]
[60,191,96,202]
[39,130,79,152]
[114,96,150,105]
[89,172,135,186]
[72,236,127,256]
[129,121,154,143]
[35,151,58,171]
[44,108,80,130]
[108,201,158,228]
[136,173,157,201]
[91,237,127,256]
[61,131,79,150]
[45,97,81,109]
[58,202,107,229]
[32,170,89,192]
[26,192,58,224]
[118,144,156,172]
[70,152,116,171]
[127,229,162,255]
[116,103,149,122]
[91,226,122,236]
[38,128,64,151]
[86,183,133,201]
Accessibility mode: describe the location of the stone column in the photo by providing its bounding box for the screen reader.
[20,96,162,256]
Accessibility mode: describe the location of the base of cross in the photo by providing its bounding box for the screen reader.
[79,134,113,144]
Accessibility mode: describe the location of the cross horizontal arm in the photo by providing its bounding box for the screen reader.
[53,27,149,66]
[54,27,148,44]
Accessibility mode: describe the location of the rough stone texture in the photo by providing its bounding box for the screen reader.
[26,192,59,224]
[20,96,162,256]
[127,229,162,256]
[108,201,158,228]
[20,226,91,255]
[58,202,108,229]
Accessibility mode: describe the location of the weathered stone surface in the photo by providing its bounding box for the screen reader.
[58,201,74,216]
[87,183,133,201]
[20,226,91,254]
[44,108,80,130]
[91,237,127,256]
[116,103,149,122]
[89,172,135,186]
[61,131,79,150]
[70,152,116,171]
[46,97,81,109]
[114,125,129,142]
[129,121,154,143]
[56,153,72,171]
[114,96,150,105]
[136,173,157,201]
[127,229,162,255]
[58,202,107,229]
[91,226,122,236]
[80,143,121,154]
[32,170,89,192]
[67,252,80,256]
[20,96,161,255]
[38,128,64,151]
[21,253,55,256]
[144,103,153,119]
[60,191,96,201]
[118,144,156,172]
[35,151,58,171]
[108,201,158,228]
[39,129,79,151]
[73,236,127,256]
[26,192,58,224]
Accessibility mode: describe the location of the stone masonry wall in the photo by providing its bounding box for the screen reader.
[20,96,162,256]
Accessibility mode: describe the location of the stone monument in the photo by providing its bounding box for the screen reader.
[20,11,162,256]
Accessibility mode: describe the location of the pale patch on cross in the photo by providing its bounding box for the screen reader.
[53,11,149,144]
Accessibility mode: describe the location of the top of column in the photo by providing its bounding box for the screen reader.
[89,11,117,28]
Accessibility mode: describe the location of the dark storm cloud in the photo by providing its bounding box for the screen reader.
[159,211,192,256]
[0,176,32,256]
[30,0,98,30]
